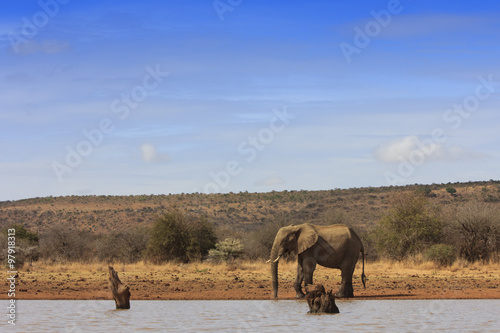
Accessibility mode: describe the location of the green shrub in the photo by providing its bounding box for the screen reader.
[425,244,456,266]
[7,224,39,243]
[1,224,40,268]
[415,186,435,197]
[446,186,457,195]
[370,193,443,260]
[207,238,244,262]
[186,217,217,262]
[145,210,216,263]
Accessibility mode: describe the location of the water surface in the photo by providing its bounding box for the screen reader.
[4,299,499,332]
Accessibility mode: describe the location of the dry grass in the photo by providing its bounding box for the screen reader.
[23,259,278,275]
[24,256,499,277]
[6,256,499,300]
[363,257,500,278]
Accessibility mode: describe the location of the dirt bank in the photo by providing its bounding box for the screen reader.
[3,261,499,301]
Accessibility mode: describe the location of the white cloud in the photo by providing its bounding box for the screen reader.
[140,143,170,163]
[374,136,486,163]
[446,146,487,161]
[255,177,285,186]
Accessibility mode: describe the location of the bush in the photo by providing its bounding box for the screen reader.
[446,186,457,195]
[96,227,150,263]
[321,208,349,225]
[445,203,500,262]
[415,186,435,198]
[0,224,40,268]
[186,216,217,262]
[207,238,244,262]
[39,227,96,262]
[370,192,443,260]
[425,244,456,266]
[144,210,216,263]
[243,213,296,259]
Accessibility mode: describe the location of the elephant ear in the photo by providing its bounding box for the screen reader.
[297,224,318,254]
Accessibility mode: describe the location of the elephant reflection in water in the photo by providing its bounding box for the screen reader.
[268,223,366,299]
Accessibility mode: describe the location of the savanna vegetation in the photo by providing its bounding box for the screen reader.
[1,180,500,270]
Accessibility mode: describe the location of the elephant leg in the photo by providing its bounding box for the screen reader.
[294,258,305,298]
[302,257,317,288]
[336,264,355,298]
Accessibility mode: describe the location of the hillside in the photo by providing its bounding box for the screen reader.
[1,180,500,235]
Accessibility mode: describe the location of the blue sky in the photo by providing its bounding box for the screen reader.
[1,0,499,201]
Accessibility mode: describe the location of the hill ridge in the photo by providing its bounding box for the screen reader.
[1,180,499,234]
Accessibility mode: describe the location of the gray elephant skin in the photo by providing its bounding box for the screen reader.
[269,223,366,299]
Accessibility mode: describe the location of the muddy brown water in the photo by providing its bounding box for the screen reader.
[4,299,500,332]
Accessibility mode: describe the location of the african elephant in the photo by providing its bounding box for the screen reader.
[269,223,366,299]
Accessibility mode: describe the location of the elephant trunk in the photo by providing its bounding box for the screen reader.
[271,261,279,299]
[270,245,280,299]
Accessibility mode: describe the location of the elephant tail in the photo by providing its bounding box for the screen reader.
[361,246,366,289]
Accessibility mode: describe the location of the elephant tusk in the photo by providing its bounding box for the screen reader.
[266,255,282,264]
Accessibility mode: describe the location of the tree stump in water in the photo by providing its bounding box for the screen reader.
[108,266,131,309]
[305,284,339,314]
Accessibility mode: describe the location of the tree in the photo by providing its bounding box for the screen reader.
[370,192,443,260]
[39,226,96,262]
[445,202,500,262]
[446,186,457,196]
[186,216,217,261]
[1,224,40,268]
[243,212,296,259]
[415,186,435,198]
[96,227,150,263]
[145,210,216,263]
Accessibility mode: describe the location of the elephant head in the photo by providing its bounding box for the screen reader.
[269,224,318,299]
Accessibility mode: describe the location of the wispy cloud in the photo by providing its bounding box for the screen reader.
[1,1,499,201]
[374,136,487,163]
[255,177,285,187]
[140,143,170,163]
